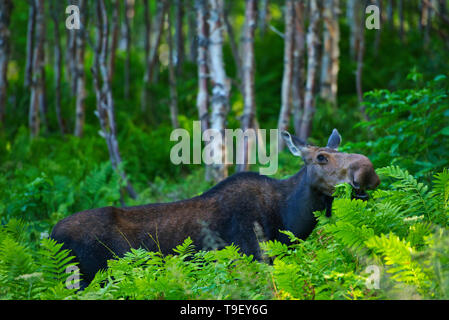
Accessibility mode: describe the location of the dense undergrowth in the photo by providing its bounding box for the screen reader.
[0,71,448,300]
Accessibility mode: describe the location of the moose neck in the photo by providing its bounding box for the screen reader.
[280,166,333,241]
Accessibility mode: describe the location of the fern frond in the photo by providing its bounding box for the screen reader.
[37,238,78,288]
[431,168,449,217]
[365,233,430,292]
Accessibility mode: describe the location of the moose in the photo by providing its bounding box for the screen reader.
[51,129,380,287]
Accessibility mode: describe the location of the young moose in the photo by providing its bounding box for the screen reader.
[51,129,380,287]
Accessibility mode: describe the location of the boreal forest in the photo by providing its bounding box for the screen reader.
[0,0,449,301]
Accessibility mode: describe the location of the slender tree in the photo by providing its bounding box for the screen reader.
[299,0,321,140]
[124,0,132,99]
[24,0,35,88]
[29,0,46,138]
[141,0,168,113]
[292,0,306,137]
[66,0,78,95]
[195,0,209,134]
[399,0,404,42]
[207,0,230,182]
[108,0,120,81]
[143,0,152,89]
[0,0,13,125]
[167,3,180,129]
[277,0,295,150]
[356,1,367,119]
[320,0,340,106]
[258,0,269,37]
[237,0,257,171]
[50,1,66,134]
[92,0,137,200]
[74,0,87,137]
[174,0,185,75]
[187,1,198,62]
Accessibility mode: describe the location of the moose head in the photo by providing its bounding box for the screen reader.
[281,129,380,199]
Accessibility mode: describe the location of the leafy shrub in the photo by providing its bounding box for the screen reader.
[344,72,449,179]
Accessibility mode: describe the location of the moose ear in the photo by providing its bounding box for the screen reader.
[326,128,341,150]
[281,131,308,157]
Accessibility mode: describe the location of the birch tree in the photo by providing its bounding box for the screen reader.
[207,0,229,182]
[299,0,321,141]
[141,0,168,112]
[167,3,180,129]
[29,0,46,138]
[74,0,87,137]
[174,0,185,75]
[24,0,35,88]
[292,0,306,137]
[0,0,13,125]
[92,0,137,200]
[277,0,295,150]
[195,0,209,134]
[320,0,340,106]
[124,0,132,99]
[108,0,120,81]
[347,0,362,59]
[50,1,66,134]
[237,0,257,172]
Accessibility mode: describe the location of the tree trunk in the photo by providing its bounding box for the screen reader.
[124,0,132,99]
[74,0,87,137]
[188,1,198,62]
[24,0,35,88]
[399,0,404,42]
[237,0,257,171]
[299,0,321,141]
[195,0,209,134]
[320,0,340,106]
[207,0,229,182]
[258,0,269,37]
[167,3,179,129]
[292,0,306,137]
[223,3,243,86]
[277,0,295,150]
[0,0,13,125]
[66,0,77,96]
[174,0,185,75]
[143,0,152,88]
[387,0,394,27]
[347,0,362,59]
[29,0,46,138]
[93,0,137,201]
[141,0,168,112]
[356,2,367,119]
[50,1,66,135]
[108,0,120,82]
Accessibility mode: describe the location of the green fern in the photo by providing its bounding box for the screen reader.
[365,233,430,293]
[36,238,78,288]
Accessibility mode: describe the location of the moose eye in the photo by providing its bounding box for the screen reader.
[317,154,327,163]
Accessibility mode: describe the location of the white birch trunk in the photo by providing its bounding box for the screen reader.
[207,0,229,182]
[29,0,45,138]
[277,0,295,150]
[299,0,321,141]
[74,0,86,137]
[237,0,257,171]
[196,0,209,134]
[292,0,306,137]
[320,0,340,106]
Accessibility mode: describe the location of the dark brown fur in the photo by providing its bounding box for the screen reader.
[51,129,380,287]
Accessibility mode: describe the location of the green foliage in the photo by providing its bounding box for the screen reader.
[0,220,78,299]
[344,72,449,179]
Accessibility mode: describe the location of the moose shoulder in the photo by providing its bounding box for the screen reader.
[51,129,380,287]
